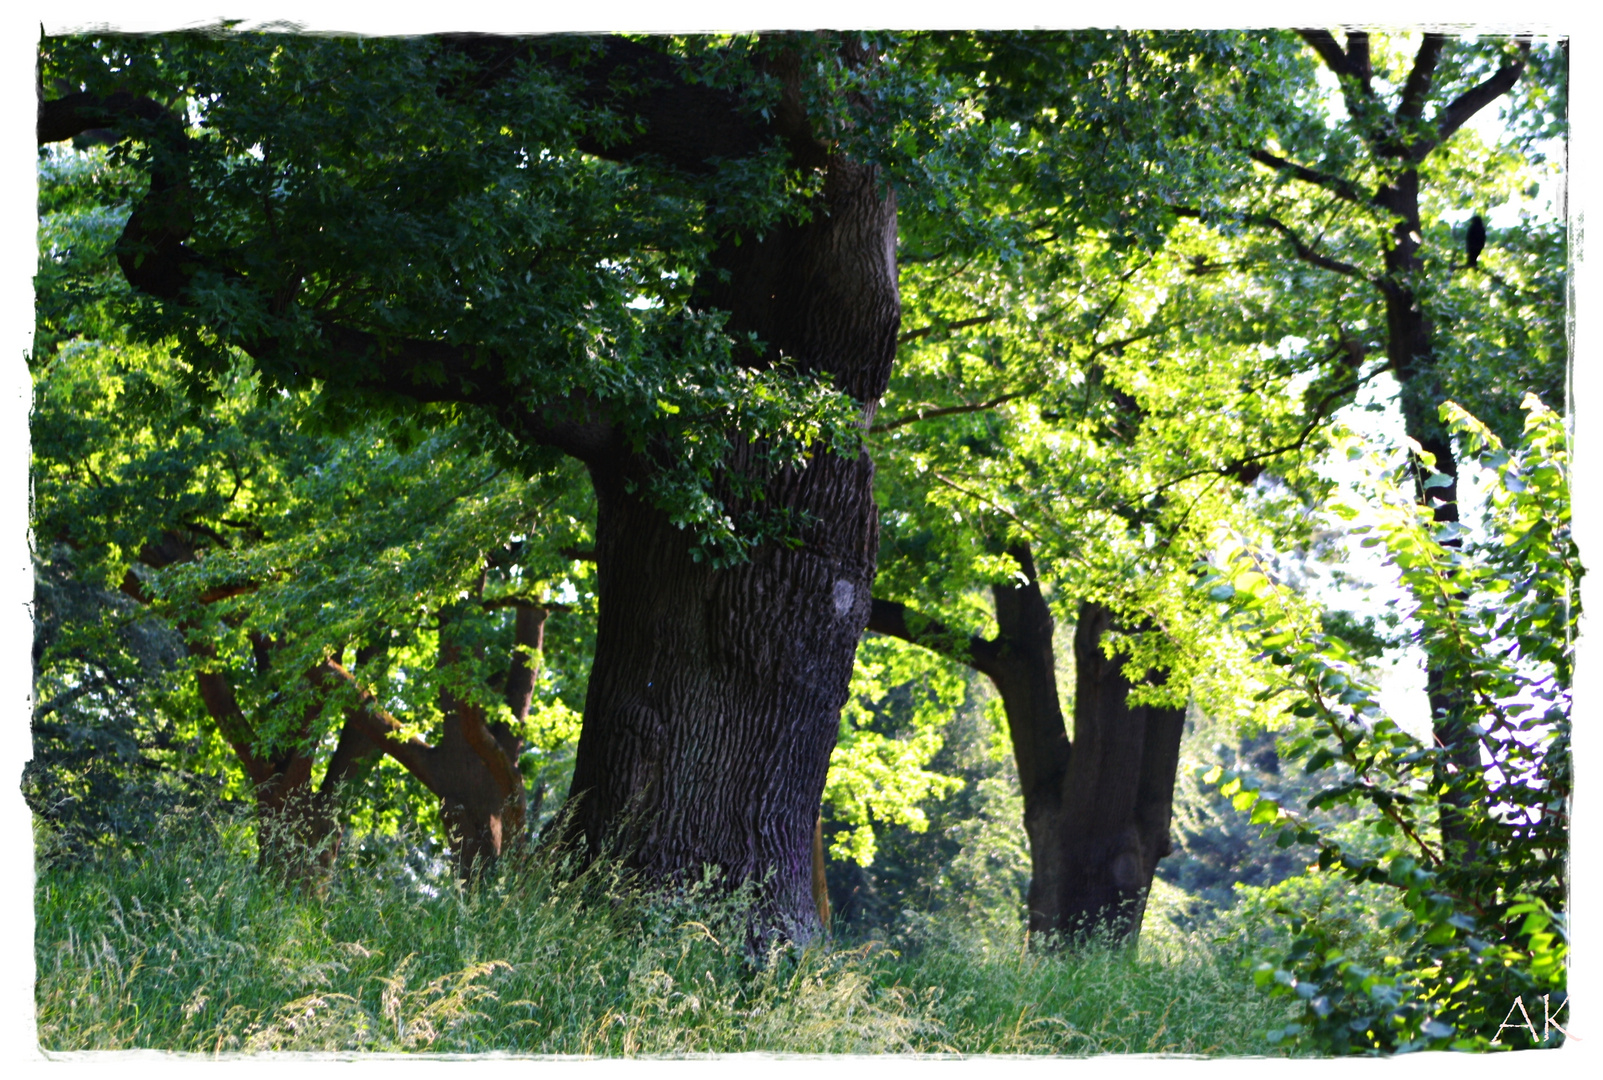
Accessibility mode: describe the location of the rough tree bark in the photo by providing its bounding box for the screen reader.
[41,35,898,933]
[565,158,896,936]
[868,542,1185,945]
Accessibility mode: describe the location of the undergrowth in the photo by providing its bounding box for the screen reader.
[35,807,1295,1055]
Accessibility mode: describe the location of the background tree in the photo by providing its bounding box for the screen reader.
[30,319,598,876]
[851,28,1566,946]
[1176,29,1567,864]
[1198,397,1573,1050]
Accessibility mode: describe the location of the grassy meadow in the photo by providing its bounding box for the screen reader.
[34,808,1300,1056]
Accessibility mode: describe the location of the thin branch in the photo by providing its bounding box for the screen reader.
[928,470,1049,548]
[1142,363,1395,500]
[1251,211,1373,281]
[196,582,259,605]
[1248,149,1366,205]
[181,519,231,550]
[34,677,110,722]
[1086,324,1173,363]
[479,596,572,613]
[897,313,1001,345]
[1171,206,1373,282]
[871,388,1035,433]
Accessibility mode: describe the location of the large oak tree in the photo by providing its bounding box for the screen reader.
[35,29,1361,935]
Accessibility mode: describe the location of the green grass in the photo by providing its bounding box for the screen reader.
[35,810,1296,1055]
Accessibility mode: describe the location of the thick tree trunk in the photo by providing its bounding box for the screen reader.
[432,699,527,878]
[868,546,1185,946]
[1054,602,1185,945]
[985,567,1183,944]
[564,159,899,936]
[253,714,380,880]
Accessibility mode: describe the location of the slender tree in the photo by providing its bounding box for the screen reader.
[1189,29,1566,862]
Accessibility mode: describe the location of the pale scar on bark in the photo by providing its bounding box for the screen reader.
[832,579,855,618]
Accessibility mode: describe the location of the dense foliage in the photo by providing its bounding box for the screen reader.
[32,26,1569,1056]
[1198,397,1574,1050]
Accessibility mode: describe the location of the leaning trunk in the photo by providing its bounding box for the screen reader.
[564,159,899,936]
[188,649,343,879]
[981,546,1071,934]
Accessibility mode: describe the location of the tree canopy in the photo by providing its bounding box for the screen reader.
[29,25,1572,1051]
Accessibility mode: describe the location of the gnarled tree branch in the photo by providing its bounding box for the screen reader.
[1427,39,1532,157]
[867,597,1000,678]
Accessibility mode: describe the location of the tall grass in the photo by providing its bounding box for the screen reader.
[35,809,1295,1055]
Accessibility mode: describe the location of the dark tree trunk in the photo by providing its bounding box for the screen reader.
[565,158,899,937]
[1379,170,1482,868]
[869,544,1185,946]
[981,546,1072,933]
[1054,602,1186,944]
[1285,31,1531,872]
